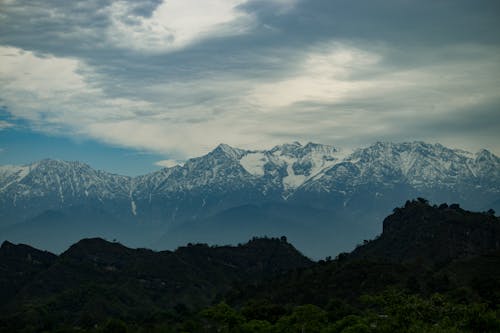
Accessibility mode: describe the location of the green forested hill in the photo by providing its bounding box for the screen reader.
[0,236,311,332]
[0,199,499,332]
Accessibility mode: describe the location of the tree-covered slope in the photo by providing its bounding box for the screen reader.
[1,200,499,332]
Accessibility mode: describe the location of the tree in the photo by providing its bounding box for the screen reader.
[241,320,273,333]
[438,203,448,210]
[101,319,127,333]
[274,304,328,333]
[201,302,244,332]
[417,197,429,205]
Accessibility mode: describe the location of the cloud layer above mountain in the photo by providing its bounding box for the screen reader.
[1,0,500,158]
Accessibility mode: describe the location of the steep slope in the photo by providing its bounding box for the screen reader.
[350,199,500,265]
[298,141,500,207]
[0,241,57,304]
[238,142,346,196]
[0,159,131,225]
[228,201,500,308]
[0,141,499,257]
[130,144,269,224]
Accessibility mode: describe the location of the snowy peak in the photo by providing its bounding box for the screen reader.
[238,142,345,191]
[0,159,131,203]
[270,141,303,156]
[0,164,33,190]
[475,149,500,164]
[1,142,498,208]
[321,141,500,188]
[135,143,253,193]
[211,143,247,160]
[270,141,340,158]
[473,149,500,181]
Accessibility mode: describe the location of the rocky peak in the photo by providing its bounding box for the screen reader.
[211,143,247,160]
[270,141,303,156]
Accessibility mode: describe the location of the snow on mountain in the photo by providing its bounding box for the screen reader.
[348,142,498,187]
[238,142,348,193]
[473,149,500,182]
[0,141,498,226]
[240,152,267,176]
[0,159,131,203]
[302,141,500,195]
[1,142,498,200]
[0,164,33,191]
[133,143,254,195]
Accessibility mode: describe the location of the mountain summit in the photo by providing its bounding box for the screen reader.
[0,141,499,257]
[351,198,500,264]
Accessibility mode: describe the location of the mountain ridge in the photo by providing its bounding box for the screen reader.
[1,141,497,206]
[1,141,499,257]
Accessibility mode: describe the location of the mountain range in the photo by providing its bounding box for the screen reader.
[1,141,499,257]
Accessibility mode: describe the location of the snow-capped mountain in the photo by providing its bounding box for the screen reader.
[0,159,130,225]
[302,142,500,193]
[1,159,130,201]
[239,142,346,195]
[0,141,499,256]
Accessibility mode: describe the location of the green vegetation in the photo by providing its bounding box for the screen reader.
[193,292,500,333]
[0,199,499,332]
[5,290,498,332]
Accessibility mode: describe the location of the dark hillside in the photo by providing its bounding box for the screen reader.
[0,236,311,331]
[228,200,500,308]
[1,200,500,332]
[350,199,500,265]
[0,241,57,304]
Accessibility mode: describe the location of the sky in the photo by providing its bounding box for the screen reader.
[0,0,500,175]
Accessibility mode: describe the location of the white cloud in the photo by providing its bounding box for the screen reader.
[154,159,184,168]
[0,121,14,130]
[106,0,253,53]
[0,47,90,99]
[1,42,500,159]
[104,0,300,53]
[247,43,382,108]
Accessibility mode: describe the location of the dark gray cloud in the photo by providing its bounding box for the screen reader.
[0,0,499,156]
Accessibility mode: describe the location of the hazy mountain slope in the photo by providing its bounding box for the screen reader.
[0,159,132,225]
[0,141,498,257]
[228,201,500,307]
[157,202,379,259]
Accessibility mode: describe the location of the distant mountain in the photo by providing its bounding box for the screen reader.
[0,141,499,257]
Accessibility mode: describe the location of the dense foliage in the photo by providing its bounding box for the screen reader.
[0,199,499,332]
[3,290,499,332]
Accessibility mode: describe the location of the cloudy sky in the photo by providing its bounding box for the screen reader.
[1,0,499,174]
